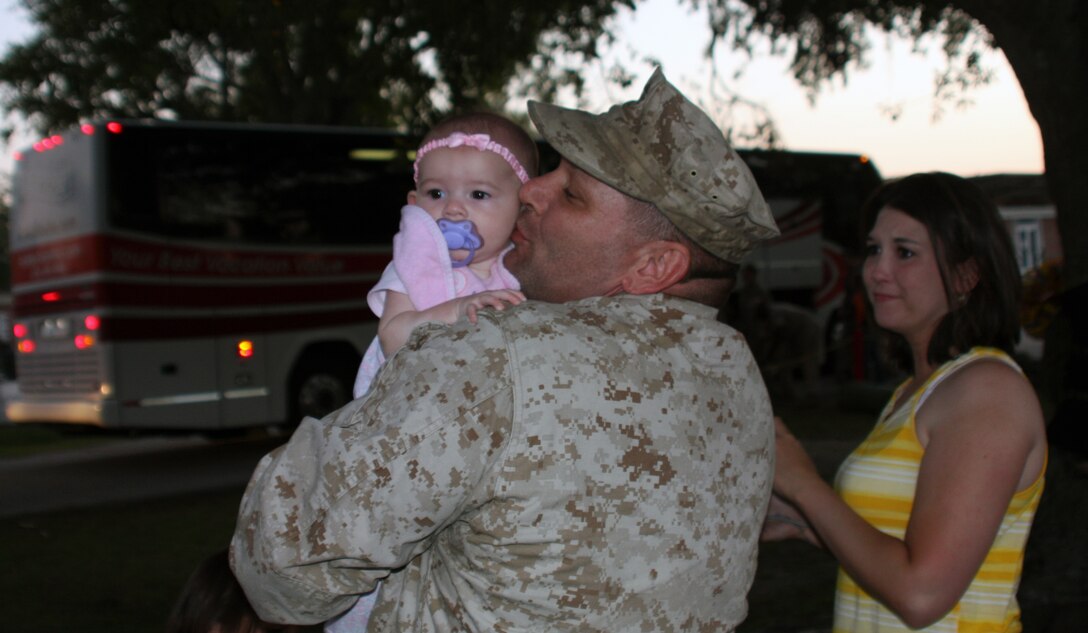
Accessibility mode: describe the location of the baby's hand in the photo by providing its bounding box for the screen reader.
[460,290,526,323]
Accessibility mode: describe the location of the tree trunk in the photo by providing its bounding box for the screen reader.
[966,0,1088,441]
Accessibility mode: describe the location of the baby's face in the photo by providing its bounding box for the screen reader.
[409,147,524,266]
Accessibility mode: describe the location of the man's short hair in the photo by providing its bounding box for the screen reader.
[625,197,739,282]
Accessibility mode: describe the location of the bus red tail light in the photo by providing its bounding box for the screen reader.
[74,334,95,350]
[84,315,101,330]
[17,340,36,353]
[237,340,254,359]
[13,323,28,338]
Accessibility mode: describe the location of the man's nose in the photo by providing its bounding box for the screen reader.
[518,176,547,215]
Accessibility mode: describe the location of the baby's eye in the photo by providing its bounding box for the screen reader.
[471,190,491,200]
[426,189,445,200]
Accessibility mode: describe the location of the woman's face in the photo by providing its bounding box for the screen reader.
[862,207,950,347]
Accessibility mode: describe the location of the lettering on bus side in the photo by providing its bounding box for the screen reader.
[294,258,346,275]
[110,244,156,271]
[157,251,203,273]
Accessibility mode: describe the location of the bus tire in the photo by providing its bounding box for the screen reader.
[287,347,358,425]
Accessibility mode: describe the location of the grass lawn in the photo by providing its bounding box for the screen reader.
[0,487,245,632]
[2,388,1082,632]
[0,422,129,459]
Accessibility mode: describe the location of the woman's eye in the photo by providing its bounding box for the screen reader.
[864,243,880,257]
[897,247,915,259]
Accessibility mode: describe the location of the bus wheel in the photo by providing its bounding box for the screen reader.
[288,355,356,424]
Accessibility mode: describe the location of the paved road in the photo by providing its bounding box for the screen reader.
[0,433,284,518]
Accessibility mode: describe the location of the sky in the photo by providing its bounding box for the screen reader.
[0,0,1044,180]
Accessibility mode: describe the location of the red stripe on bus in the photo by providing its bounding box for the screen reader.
[815,247,850,308]
[765,220,822,246]
[765,201,822,245]
[98,308,375,341]
[11,233,391,285]
[12,279,372,316]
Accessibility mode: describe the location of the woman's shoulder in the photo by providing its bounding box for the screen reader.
[930,348,1033,403]
[939,348,1027,391]
[917,348,1043,441]
[919,348,1047,489]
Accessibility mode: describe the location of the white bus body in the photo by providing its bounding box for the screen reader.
[8,121,413,430]
[7,123,882,429]
[740,150,884,332]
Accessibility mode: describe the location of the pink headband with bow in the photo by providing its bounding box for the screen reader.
[413,132,531,185]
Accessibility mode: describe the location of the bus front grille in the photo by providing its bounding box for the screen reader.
[15,351,102,394]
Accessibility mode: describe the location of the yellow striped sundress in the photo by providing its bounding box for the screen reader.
[832,347,1046,632]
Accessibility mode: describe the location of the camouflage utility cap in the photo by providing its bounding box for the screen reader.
[528,68,779,263]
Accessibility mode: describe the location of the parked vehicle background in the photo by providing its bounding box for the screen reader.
[8,121,889,429]
[8,121,415,430]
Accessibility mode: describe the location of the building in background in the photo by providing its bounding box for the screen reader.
[970,174,1061,273]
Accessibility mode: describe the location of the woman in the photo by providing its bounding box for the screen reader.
[767,172,1047,631]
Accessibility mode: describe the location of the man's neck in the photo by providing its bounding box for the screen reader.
[663,277,734,308]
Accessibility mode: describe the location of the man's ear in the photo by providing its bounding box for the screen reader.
[620,242,691,295]
[407,190,418,205]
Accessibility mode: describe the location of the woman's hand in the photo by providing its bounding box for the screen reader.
[772,416,822,503]
[762,494,816,544]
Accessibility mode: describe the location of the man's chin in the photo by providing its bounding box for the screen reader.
[503,244,527,272]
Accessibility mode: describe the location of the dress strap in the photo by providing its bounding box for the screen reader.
[916,347,1021,410]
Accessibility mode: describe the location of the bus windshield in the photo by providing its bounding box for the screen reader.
[106,124,413,246]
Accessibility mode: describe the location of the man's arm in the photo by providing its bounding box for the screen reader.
[230,319,514,625]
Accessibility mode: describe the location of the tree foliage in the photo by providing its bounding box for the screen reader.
[698,0,1088,417]
[696,0,1088,285]
[0,0,630,137]
[700,1,996,111]
[3,0,1085,292]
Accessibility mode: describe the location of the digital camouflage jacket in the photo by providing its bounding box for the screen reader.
[231,294,774,632]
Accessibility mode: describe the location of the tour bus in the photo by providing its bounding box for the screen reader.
[732,150,884,383]
[7,120,418,430]
[740,149,883,329]
[6,119,881,430]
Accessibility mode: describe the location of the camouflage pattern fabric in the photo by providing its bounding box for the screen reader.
[231,293,774,632]
[527,68,779,264]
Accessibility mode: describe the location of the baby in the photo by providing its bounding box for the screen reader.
[352,112,539,398]
[332,112,538,632]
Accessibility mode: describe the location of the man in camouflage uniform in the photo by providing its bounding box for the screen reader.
[231,68,780,632]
